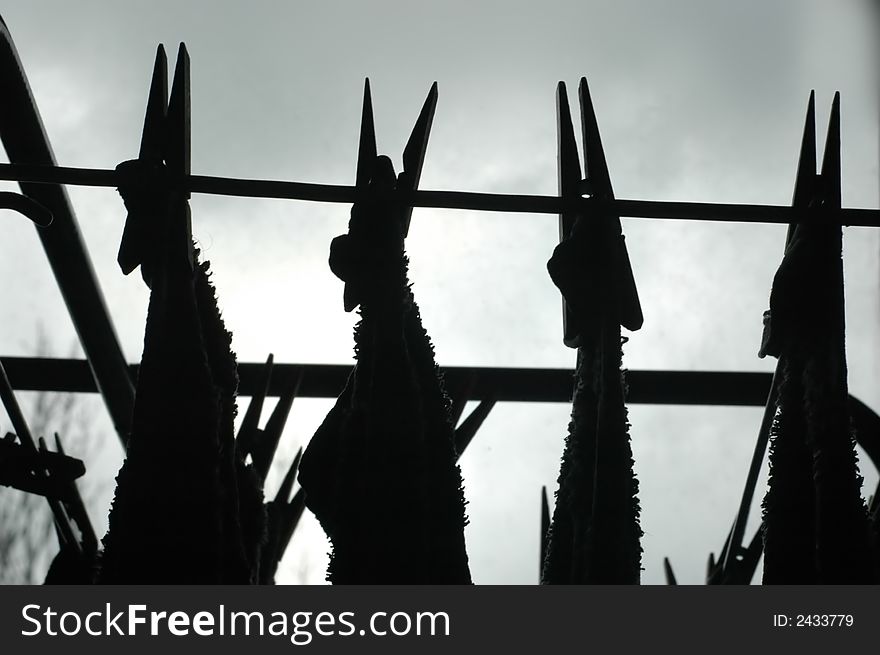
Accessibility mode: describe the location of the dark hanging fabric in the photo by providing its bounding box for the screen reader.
[760,221,875,584]
[236,448,269,583]
[542,211,642,584]
[760,366,818,583]
[193,253,259,584]
[298,156,471,584]
[98,167,252,584]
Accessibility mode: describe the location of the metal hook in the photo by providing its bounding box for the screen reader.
[0,191,52,226]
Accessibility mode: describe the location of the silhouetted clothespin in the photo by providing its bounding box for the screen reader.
[261,447,307,584]
[548,79,642,347]
[0,433,85,499]
[53,432,98,556]
[0,360,80,551]
[251,375,301,483]
[541,81,643,585]
[37,435,98,562]
[236,354,303,484]
[706,521,763,584]
[236,354,275,458]
[116,43,193,288]
[329,79,438,312]
[714,95,828,582]
[757,92,874,584]
[759,91,840,359]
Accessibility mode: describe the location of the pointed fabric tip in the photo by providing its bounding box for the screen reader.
[820,92,841,209]
[356,78,377,189]
[578,77,612,199]
[138,44,168,162]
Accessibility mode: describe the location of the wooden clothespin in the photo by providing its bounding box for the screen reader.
[0,433,85,499]
[759,90,840,359]
[261,447,307,583]
[330,79,438,312]
[116,43,192,288]
[236,354,274,470]
[0,361,82,553]
[548,78,643,347]
[236,354,303,483]
[713,93,835,583]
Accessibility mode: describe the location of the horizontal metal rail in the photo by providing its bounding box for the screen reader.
[0,356,775,403]
[1,163,878,226]
[4,356,878,471]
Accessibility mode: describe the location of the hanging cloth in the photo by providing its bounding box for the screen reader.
[298,156,471,584]
[541,80,643,585]
[542,209,643,584]
[100,46,258,583]
[759,93,874,585]
[760,219,874,583]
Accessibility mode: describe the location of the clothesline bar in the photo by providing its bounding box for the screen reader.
[1,163,877,227]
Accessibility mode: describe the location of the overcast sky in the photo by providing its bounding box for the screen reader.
[1,1,878,584]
